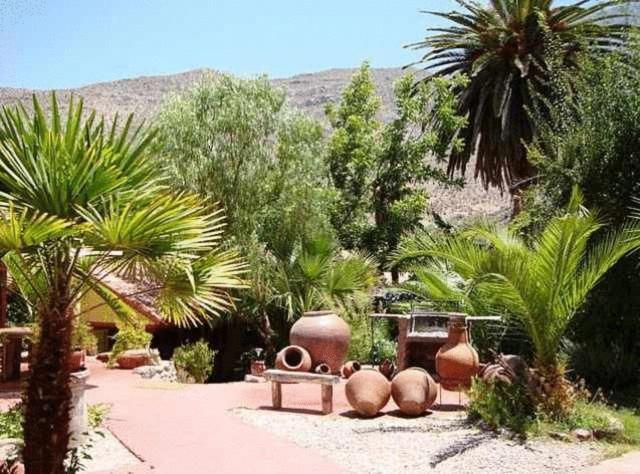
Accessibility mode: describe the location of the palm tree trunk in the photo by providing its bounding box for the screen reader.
[22,274,73,473]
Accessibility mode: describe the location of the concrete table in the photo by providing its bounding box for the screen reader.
[263,369,340,415]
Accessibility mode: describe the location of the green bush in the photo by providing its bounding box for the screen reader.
[467,378,535,434]
[0,403,23,439]
[108,324,152,367]
[88,403,110,430]
[347,313,396,364]
[71,320,98,355]
[172,340,215,384]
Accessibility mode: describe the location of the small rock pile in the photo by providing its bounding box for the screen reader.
[132,361,177,382]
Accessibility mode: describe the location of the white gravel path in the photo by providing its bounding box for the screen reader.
[83,429,141,473]
[231,408,602,473]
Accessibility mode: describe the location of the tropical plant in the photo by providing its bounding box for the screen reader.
[0,94,245,473]
[272,234,378,320]
[172,340,215,383]
[394,188,640,416]
[70,319,98,354]
[408,0,633,201]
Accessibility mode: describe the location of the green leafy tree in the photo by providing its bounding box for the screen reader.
[366,74,467,279]
[325,62,381,249]
[395,188,640,416]
[408,0,633,204]
[0,95,245,473]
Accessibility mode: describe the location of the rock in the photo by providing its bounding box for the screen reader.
[593,415,624,440]
[132,361,177,382]
[549,431,571,442]
[244,374,266,383]
[571,428,593,441]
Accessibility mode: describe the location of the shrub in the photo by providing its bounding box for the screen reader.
[172,340,215,384]
[0,403,23,439]
[108,324,152,367]
[347,312,396,364]
[71,320,98,355]
[88,404,110,430]
[467,378,535,434]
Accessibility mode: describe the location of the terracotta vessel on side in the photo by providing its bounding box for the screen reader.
[391,367,438,416]
[275,345,312,372]
[341,360,361,379]
[315,363,331,374]
[290,310,350,374]
[345,369,391,417]
[436,314,479,391]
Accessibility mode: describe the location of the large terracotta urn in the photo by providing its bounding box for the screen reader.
[345,369,391,417]
[117,349,152,370]
[290,310,350,374]
[275,345,312,372]
[435,314,479,391]
[391,367,438,416]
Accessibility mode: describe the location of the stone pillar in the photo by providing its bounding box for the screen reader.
[68,369,90,448]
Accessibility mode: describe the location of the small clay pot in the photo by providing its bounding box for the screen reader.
[435,314,479,391]
[96,352,111,363]
[69,349,86,372]
[250,360,266,376]
[391,367,438,416]
[290,310,350,374]
[345,369,391,417]
[275,345,312,372]
[117,349,152,370]
[341,360,361,379]
[315,363,331,374]
[378,359,395,381]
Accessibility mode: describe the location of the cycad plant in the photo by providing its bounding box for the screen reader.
[408,0,633,198]
[272,234,378,319]
[394,188,640,416]
[0,95,245,473]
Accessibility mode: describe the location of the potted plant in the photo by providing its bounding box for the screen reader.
[70,320,98,372]
[108,324,153,369]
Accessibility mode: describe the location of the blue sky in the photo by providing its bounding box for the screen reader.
[0,0,462,90]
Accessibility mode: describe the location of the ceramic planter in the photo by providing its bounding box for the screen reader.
[290,310,350,374]
[116,349,152,370]
[69,369,90,448]
[275,345,312,372]
[250,359,266,376]
[391,367,438,416]
[435,314,479,391]
[345,369,391,417]
[341,360,361,379]
[69,349,86,372]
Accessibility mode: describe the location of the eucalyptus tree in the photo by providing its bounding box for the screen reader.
[408,0,633,208]
[0,95,245,473]
[394,188,640,416]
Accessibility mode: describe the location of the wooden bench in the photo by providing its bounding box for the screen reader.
[263,369,341,415]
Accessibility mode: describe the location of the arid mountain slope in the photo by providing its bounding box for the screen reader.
[0,67,509,219]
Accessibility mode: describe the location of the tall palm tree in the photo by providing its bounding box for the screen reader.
[408,0,633,206]
[0,94,246,473]
[394,188,640,416]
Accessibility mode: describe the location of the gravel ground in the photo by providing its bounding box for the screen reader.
[231,408,602,474]
[82,429,141,473]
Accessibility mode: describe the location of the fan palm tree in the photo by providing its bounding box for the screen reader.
[272,234,378,319]
[0,94,246,473]
[408,0,633,206]
[394,187,640,416]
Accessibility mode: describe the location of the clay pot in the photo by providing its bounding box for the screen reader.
[116,349,152,370]
[96,352,111,363]
[69,349,86,372]
[391,367,438,416]
[345,369,391,417]
[290,310,350,374]
[275,345,312,372]
[435,314,479,391]
[315,363,331,374]
[378,359,395,381]
[341,360,361,379]
[250,360,266,377]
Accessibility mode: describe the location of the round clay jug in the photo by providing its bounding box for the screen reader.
[290,310,350,374]
[341,360,361,379]
[435,314,479,391]
[275,345,312,372]
[345,369,391,417]
[391,367,438,416]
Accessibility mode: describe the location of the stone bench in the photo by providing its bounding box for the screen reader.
[263,369,341,415]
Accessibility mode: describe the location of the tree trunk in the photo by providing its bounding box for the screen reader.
[23,277,73,473]
[258,311,275,359]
